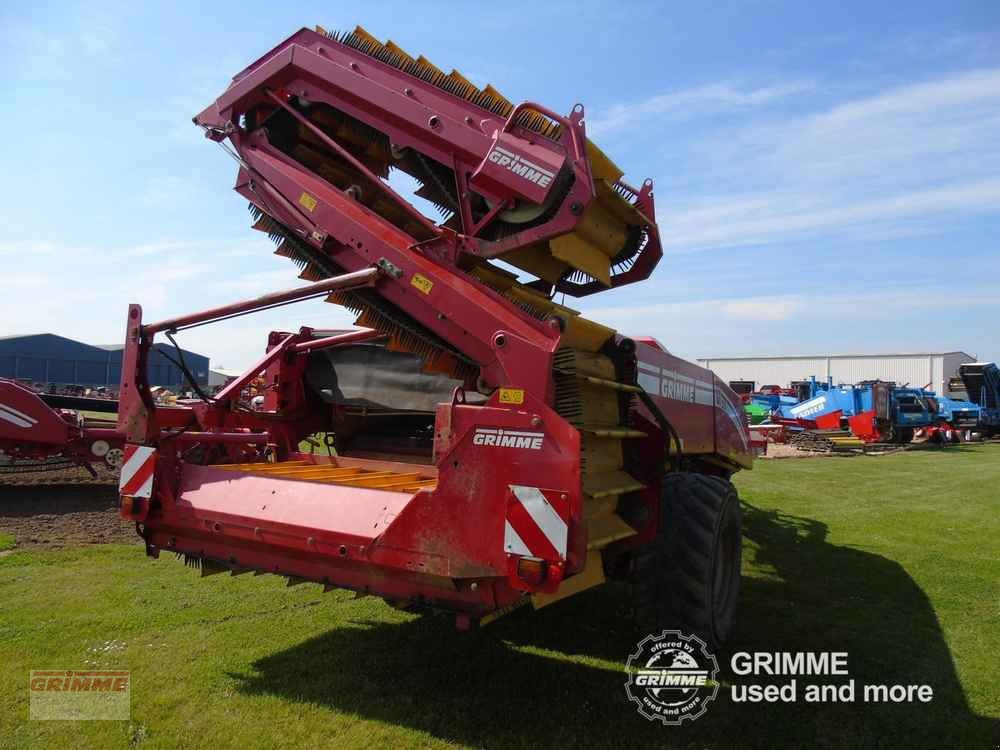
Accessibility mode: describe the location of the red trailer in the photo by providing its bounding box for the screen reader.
[0,379,123,473]
[117,26,752,647]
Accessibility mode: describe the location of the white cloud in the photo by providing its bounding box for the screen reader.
[0,8,124,80]
[587,82,812,136]
[138,176,202,209]
[211,269,312,296]
[582,286,1000,360]
[125,240,204,257]
[0,240,59,256]
[77,10,122,61]
[0,234,356,370]
[122,237,273,259]
[718,297,803,322]
[4,272,48,288]
[652,67,1000,251]
[815,68,1000,127]
[662,179,1000,252]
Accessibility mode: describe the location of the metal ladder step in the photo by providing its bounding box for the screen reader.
[583,470,647,499]
[579,426,647,439]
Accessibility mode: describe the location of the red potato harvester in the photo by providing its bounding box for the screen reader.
[115,26,752,647]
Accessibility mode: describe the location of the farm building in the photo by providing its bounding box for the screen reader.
[0,333,209,388]
[208,367,242,388]
[697,352,976,396]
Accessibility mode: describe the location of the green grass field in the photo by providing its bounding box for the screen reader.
[1,445,997,748]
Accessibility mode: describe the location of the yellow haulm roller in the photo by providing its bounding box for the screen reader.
[328,25,655,289]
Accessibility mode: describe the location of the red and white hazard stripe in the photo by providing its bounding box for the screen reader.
[504,485,569,561]
[118,444,157,499]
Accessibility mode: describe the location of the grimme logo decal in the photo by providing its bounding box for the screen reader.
[637,363,714,407]
[30,670,131,720]
[473,427,544,450]
[625,631,719,725]
[486,146,554,188]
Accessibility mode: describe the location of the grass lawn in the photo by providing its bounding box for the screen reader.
[1,445,997,748]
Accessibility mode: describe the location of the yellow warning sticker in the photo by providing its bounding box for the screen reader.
[298,192,318,212]
[498,388,525,405]
[411,273,434,295]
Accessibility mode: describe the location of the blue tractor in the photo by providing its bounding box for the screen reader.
[933,394,981,430]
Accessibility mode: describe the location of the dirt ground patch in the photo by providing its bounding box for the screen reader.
[0,467,136,549]
[0,464,119,486]
[758,443,829,459]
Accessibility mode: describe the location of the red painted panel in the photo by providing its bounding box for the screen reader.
[815,410,843,430]
[0,379,72,447]
[173,465,413,548]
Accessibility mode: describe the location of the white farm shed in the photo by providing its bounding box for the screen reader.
[697,352,976,396]
[208,368,242,388]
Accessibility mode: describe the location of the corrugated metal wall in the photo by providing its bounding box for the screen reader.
[0,334,210,387]
[699,353,975,395]
[0,334,113,385]
[829,357,935,389]
[698,358,829,388]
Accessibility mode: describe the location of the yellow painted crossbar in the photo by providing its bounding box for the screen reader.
[212,461,436,493]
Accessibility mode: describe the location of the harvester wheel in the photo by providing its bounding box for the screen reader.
[633,473,742,650]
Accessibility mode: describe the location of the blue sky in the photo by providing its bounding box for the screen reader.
[2,1,998,370]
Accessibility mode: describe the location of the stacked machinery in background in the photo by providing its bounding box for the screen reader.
[734,372,995,447]
[958,362,1000,437]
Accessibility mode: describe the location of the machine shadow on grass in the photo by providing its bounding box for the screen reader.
[235,502,996,749]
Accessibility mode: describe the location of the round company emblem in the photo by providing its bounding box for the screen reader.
[625,630,719,725]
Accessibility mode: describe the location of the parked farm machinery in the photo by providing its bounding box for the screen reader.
[747,372,991,448]
[958,362,1000,437]
[920,394,980,443]
[802,381,937,444]
[113,25,753,646]
[740,377,933,445]
[0,379,124,474]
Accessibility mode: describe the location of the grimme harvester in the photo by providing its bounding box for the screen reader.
[0,379,123,474]
[116,26,751,646]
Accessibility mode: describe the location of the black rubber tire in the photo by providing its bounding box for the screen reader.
[633,473,742,650]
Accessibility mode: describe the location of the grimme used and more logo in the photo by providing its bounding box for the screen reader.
[29,670,130,720]
[625,631,719,725]
[473,427,544,450]
[486,146,555,188]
